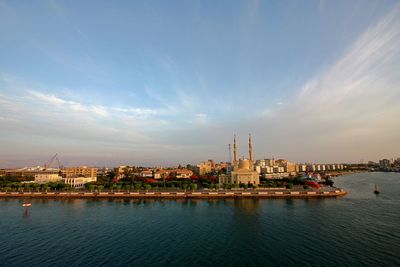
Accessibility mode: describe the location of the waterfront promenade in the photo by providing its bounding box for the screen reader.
[0,187,347,199]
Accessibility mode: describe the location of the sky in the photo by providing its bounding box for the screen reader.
[1,0,400,167]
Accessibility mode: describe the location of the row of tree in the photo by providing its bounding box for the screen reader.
[0,182,71,192]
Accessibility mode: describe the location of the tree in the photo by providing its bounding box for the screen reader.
[116,184,122,192]
[88,184,95,192]
[144,184,151,190]
[32,183,40,192]
[202,182,210,189]
[23,183,30,192]
[190,183,197,190]
[3,186,11,192]
[111,183,118,192]
[134,183,142,190]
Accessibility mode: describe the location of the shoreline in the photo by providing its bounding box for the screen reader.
[0,189,347,199]
[327,170,366,177]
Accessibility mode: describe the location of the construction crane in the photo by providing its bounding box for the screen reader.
[43,153,62,170]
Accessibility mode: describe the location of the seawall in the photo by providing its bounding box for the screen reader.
[0,189,347,199]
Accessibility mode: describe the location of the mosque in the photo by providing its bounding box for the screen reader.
[219,134,260,186]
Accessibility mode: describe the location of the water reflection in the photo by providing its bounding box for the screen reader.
[22,208,30,219]
[233,199,261,214]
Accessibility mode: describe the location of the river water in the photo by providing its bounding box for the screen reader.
[0,172,399,266]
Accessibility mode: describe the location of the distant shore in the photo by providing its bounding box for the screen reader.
[0,188,347,199]
[327,170,366,177]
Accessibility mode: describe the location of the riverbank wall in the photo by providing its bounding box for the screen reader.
[0,189,347,199]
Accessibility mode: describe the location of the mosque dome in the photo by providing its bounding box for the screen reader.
[238,159,250,170]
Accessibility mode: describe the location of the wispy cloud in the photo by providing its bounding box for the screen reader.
[1,1,399,166]
[296,3,400,118]
[253,4,400,162]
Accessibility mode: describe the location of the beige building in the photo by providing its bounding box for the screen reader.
[34,173,62,184]
[175,169,193,179]
[221,134,259,185]
[63,166,97,178]
[195,160,215,175]
[154,170,170,179]
[114,166,127,180]
[61,166,98,188]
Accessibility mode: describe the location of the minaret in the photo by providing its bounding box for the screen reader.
[249,133,253,169]
[233,134,238,170]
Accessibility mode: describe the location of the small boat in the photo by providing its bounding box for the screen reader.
[22,202,31,207]
[374,185,380,194]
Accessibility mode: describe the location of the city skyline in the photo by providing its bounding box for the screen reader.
[1,1,400,167]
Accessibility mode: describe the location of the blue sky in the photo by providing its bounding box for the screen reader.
[1,0,400,167]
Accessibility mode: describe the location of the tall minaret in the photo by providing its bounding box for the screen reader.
[233,134,238,170]
[249,133,253,169]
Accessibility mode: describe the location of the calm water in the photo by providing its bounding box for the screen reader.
[1,172,399,266]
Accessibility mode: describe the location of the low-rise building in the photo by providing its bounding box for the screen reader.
[195,160,215,175]
[140,170,153,178]
[261,166,273,174]
[63,166,97,178]
[63,176,97,189]
[34,173,62,184]
[154,170,170,179]
[175,169,193,179]
[114,166,127,180]
[297,164,307,172]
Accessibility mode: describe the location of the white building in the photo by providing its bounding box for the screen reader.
[255,165,262,174]
[255,160,266,167]
[63,177,97,189]
[297,164,307,172]
[34,173,62,184]
[140,170,153,178]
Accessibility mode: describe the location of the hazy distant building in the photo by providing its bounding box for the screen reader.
[379,159,390,168]
[34,173,62,184]
[4,167,59,178]
[255,160,266,167]
[265,159,275,167]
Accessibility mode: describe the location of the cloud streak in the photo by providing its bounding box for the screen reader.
[1,2,399,167]
[251,4,400,162]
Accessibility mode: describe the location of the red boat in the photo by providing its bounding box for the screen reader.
[306,181,321,189]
